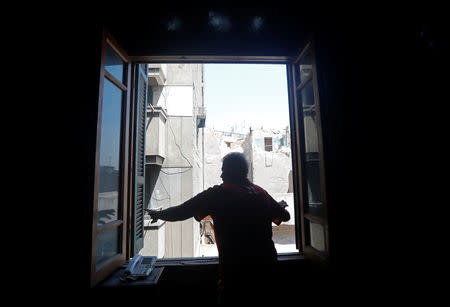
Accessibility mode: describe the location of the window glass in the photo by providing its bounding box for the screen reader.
[306,219,325,252]
[97,79,123,226]
[96,227,120,265]
[297,47,313,84]
[301,81,318,152]
[300,79,315,107]
[299,80,322,216]
[305,153,322,216]
[105,44,124,83]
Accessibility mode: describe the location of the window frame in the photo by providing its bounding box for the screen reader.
[264,137,273,152]
[130,55,323,258]
[90,31,132,287]
[290,40,330,262]
[91,33,331,286]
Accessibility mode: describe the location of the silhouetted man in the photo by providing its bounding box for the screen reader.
[146,152,290,303]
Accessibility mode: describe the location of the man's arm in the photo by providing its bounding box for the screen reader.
[146,199,197,223]
[145,188,213,223]
[269,197,290,225]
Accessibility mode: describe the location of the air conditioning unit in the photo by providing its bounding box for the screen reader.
[196,106,206,128]
[148,64,166,86]
[145,106,167,165]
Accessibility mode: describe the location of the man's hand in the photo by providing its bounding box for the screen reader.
[145,208,160,223]
[279,200,288,209]
[277,200,290,222]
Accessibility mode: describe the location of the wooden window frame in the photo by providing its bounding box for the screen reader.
[290,40,330,262]
[90,31,132,287]
[90,33,331,286]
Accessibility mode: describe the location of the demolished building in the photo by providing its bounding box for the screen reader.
[202,126,297,254]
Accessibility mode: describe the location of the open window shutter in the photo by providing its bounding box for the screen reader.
[132,64,148,254]
[289,39,330,263]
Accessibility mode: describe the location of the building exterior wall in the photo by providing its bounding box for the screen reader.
[246,128,291,194]
[203,127,223,189]
[161,116,200,258]
[202,126,297,254]
[142,64,204,258]
[243,127,296,252]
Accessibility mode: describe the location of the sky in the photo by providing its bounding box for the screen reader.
[204,64,290,132]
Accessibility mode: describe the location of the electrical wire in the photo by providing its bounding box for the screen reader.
[149,84,193,170]
[158,174,170,197]
[160,168,192,175]
[152,196,171,201]
[167,116,193,168]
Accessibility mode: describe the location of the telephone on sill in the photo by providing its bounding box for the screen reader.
[120,255,156,282]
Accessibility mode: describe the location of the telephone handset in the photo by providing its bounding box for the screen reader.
[120,255,156,281]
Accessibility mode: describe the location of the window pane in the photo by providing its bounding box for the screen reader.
[305,153,322,216]
[299,81,323,216]
[97,79,123,226]
[298,47,312,83]
[105,44,124,83]
[306,219,325,252]
[96,227,120,265]
[302,85,318,153]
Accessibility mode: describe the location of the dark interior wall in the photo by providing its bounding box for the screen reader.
[313,12,447,301]
[105,7,313,57]
[76,23,104,289]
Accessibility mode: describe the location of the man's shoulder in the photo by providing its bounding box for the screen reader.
[202,184,223,194]
[250,183,267,194]
[204,183,268,196]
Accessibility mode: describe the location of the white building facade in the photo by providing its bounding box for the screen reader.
[202,126,297,254]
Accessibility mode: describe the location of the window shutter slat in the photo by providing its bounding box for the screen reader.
[133,64,148,254]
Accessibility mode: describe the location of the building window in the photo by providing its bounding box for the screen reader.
[264,137,273,151]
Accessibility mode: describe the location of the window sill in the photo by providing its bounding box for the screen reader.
[97,266,164,288]
[277,252,304,262]
[154,252,303,267]
[144,219,166,229]
[97,252,303,288]
[155,256,220,266]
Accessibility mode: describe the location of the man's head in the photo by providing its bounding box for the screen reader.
[221,152,249,183]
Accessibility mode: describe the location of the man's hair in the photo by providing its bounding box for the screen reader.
[222,152,249,181]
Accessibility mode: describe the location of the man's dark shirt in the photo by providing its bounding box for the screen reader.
[158,181,289,275]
